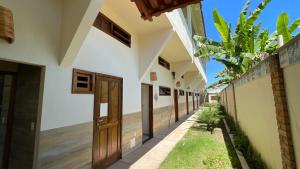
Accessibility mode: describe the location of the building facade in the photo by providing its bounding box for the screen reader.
[0,0,207,169]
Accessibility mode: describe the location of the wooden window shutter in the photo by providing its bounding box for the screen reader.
[72,69,95,94]
[93,12,131,47]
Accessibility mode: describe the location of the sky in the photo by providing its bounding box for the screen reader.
[202,0,299,85]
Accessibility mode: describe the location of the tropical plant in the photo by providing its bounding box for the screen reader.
[194,0,277,88]
[198,106,223,133]
[276,12,300,43]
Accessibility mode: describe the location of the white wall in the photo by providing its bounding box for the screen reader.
[142,60,174,108]
[74,27,141,115]
[0,0,203,132]
[208,93,218,103]
[0,0,141,131]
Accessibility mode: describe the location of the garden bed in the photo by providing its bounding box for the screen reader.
[158,111,241,169]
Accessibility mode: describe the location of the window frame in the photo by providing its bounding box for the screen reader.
[159,86,171,96]
[72,69,95,94]
[94,12,131,47]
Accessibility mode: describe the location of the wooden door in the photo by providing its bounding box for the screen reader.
[174,89,178,122]
[192,93,195,110]
[196,94,199,108]
[93,74,122,169]
[186,92,189,115]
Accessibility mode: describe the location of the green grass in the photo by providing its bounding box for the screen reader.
[158,124,240,169]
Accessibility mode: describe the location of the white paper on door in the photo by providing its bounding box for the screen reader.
[100,103,108,117]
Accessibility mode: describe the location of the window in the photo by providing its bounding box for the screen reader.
[179,90,185,96]
[94,12,131,47]
[211,96,218,100]
[189,92,192,96]
[159,86,171,96]
[72,69,95,94]
[158,57,170,70]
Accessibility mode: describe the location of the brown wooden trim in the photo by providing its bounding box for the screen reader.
[159,86,171,96]
[94,12,131,47]
[174,89,179,122]
[141,83,153,87]
[132,0,200,21]
[92,74,123,169]
[0,73,17,169]
[141,83,154,140]
[192,93,195,110]
[149,85,153,138]
[72,68,95,94]
[158,57,170,70]
[186,92,189,115]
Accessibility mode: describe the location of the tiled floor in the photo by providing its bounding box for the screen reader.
[108,110,201,169]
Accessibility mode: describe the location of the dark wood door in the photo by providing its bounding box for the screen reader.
[174,89,178,122]
[186,92,189,115]
[196,94,199,108]
[192,93,195,110]
[0,73,16,169]
[93,74,122,169]
[141,84,153,143]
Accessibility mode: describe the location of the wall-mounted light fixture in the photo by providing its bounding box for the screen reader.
[176,81,181,87]
[150,72,157,81]
[0,5,14,43]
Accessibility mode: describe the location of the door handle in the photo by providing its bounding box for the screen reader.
[96,119,104,126]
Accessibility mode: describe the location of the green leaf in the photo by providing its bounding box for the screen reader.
[289,18,300,33]
[241,0,251,16]
[213,8,230,43]
[257,29,269,52]
[247,0,271,25]
[193,35,221,46]
[277,12,292,43]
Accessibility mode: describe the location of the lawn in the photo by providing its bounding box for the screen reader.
[158,121,240,169]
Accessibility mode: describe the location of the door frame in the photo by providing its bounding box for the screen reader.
[141,83,153,142]
[92,73,123,169]
[174,89,179,122]
[186,92,189,115]
[0,72,17,169]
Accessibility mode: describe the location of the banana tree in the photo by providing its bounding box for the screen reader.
[277,12,300,43]
[194,0,277,88]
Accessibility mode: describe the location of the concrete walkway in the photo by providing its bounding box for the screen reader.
[108,110,200,169]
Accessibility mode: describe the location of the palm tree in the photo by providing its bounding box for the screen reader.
[194,0,277,88]
[276,12,300,43]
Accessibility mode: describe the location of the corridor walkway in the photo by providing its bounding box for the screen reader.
[108,110,201,169]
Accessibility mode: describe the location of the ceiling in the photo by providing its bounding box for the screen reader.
[100,0,172,35]
[160,33,191,62]
[132,0,201,21]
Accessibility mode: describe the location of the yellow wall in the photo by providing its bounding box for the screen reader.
[235,75,282,169]
[226,85,236,121]
[283,61,300,167]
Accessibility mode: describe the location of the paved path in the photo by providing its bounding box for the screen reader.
[108,110,200,169]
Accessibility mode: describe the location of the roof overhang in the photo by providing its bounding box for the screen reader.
[132,0,201,21]
[100,0,172,35]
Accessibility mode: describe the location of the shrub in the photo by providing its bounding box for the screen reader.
[232,123,264,169]
[198,107,223,133]
[203,102,212,107]
[225,115,236,132]
[234,127,249,153]
[202,102,266,168]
